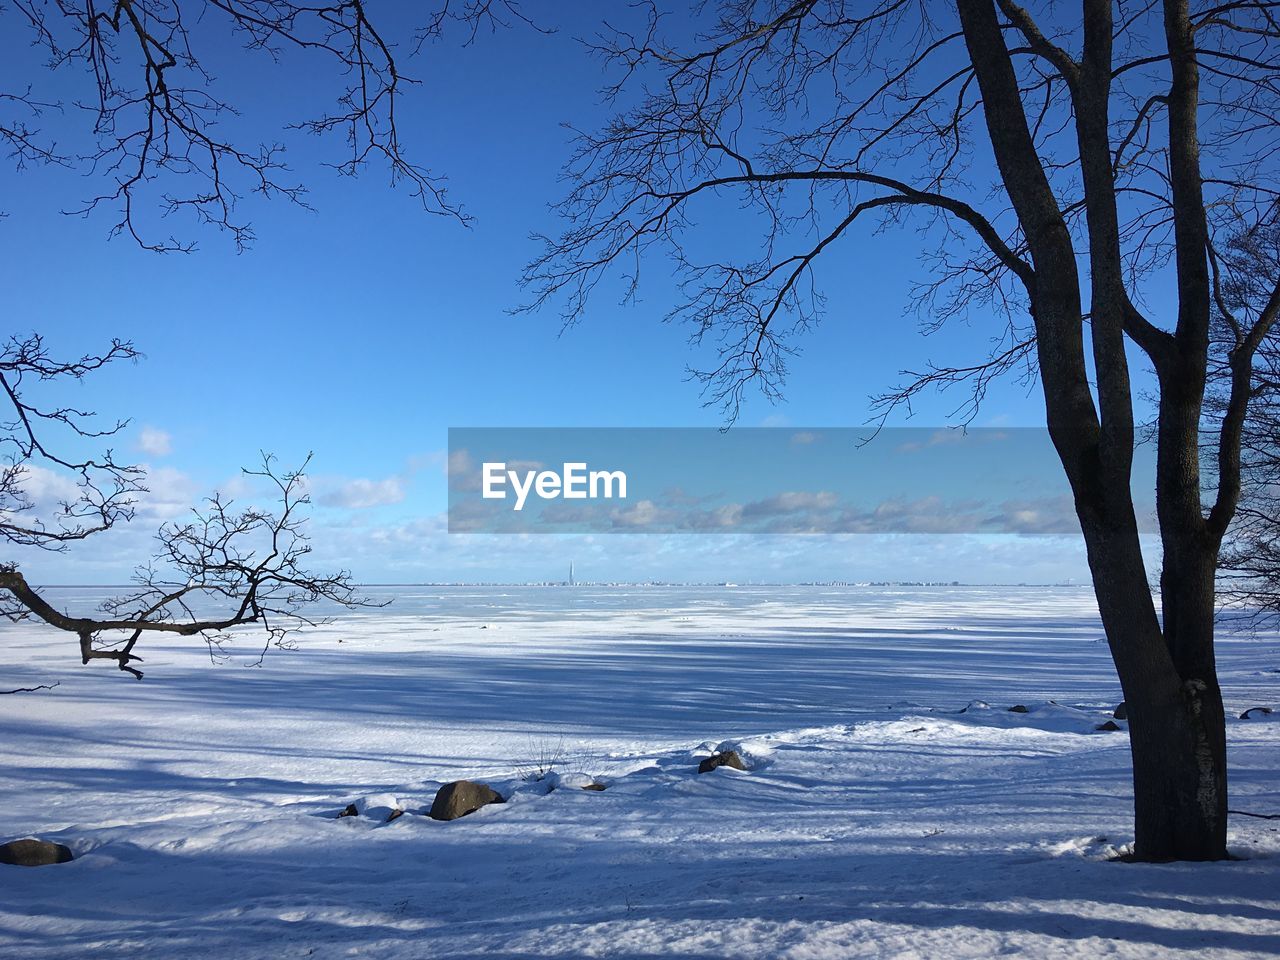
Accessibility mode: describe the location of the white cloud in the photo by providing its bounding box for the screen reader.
[10,494,1110,586]
[318,476,406,510]
[13,463,84,508]
[609,499,676,528]
[215,473,256,501]
[137,426,173,457]
[7,462,195,526]
[446,449,480,492]
[742,490,839,518]
[136,466,200,521]
[684,503,744,530]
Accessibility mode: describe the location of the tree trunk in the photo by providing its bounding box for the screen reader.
[1080,515,1229,861]
[956,0,1231,861]
[1124,659,1228,861]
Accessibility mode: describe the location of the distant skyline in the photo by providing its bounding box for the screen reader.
[2,4,1166,588]
[28,577,1088,588]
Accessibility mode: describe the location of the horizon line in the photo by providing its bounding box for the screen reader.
[23,580,1085,589]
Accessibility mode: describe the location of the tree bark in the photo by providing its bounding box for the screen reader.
[957,0,1229,861]
[1086,516,1228,860]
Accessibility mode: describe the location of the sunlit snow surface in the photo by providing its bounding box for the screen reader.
[1,585,1277,958]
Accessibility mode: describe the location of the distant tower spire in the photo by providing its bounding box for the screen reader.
[569,562,575,587]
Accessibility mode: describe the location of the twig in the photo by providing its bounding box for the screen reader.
[0,681,60,695]
[1229,808,1280,820]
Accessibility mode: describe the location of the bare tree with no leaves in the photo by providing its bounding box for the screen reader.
[2,0,531,248]
[0,331,366,678]
[1211,222,1280,623]
[523,0,1280,861]
[0,2,527,676]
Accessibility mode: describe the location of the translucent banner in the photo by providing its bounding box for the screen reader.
[447,427,1157,535]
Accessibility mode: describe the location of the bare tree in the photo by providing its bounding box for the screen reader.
[0,2,528,674]
[0,331,365,678]
[1,1,532,249]
[525,1,1280,861]
[0,333,144,549]
[1211,220,1280,623]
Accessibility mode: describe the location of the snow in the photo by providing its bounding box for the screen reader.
[1,585,1278,959]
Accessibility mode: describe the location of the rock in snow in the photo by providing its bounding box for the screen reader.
[429,781,505,821]
[698,750,748,773]
[0,838,73,867]
[1008,704,1030,713]
[1095,720,1122,732]
[1240,706,1274,720]
[1113,702,1128,720]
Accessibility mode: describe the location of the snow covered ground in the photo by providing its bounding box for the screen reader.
[1,585,1278,959]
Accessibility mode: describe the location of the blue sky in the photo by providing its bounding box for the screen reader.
[1,4,1161,585]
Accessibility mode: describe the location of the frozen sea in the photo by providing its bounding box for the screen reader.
[1,585,1278,958]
